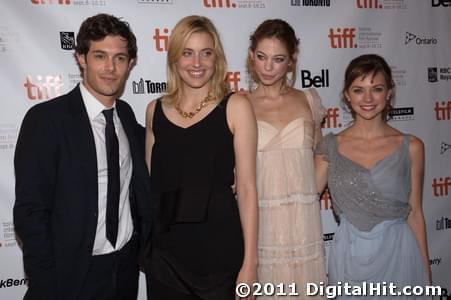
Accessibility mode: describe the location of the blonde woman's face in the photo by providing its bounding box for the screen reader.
[175,32,216,91]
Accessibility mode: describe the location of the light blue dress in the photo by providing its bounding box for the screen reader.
[316,134,429,299]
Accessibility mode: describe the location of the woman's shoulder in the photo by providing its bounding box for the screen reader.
[227,92,253,110]
[145,97,163,126]
[406,134,424,157]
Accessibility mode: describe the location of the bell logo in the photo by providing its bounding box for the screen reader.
[24,75,64,100]
[300,69,329,88]
[435,101,451,120]
[225,71,243,92]
[432,177,451,197]
[153,28,170,52]
[203,0,236,8]
[328,28,357,48]
[31,0,71,4]
[356,0,382,8]
[322,107,341,128]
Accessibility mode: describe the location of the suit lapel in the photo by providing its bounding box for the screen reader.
[65,85,98,192]
[116,102,137,165]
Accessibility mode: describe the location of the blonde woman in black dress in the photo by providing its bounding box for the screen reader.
[144,15,258,300]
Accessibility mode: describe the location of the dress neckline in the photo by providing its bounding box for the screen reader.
[334,134,407,172]
[159,99,221,130]
[257,116,312,132]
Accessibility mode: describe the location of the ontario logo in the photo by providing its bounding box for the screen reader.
[405,32,438,45]
[441,142,451,155]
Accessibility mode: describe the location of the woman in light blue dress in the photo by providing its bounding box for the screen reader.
[315,54,431,298]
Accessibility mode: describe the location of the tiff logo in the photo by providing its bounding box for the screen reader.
[225,72,243,92]
[436,217,451,230]
[203,0,237,8]
[328,28,357,48]
[356,0,382,9]
[31,0,71,4]
[301,69,329,88]
[432,177,451,197]
[435,101,451,120]
[153,28,170,52]
[322,107,341,128]
[24,75,64,100]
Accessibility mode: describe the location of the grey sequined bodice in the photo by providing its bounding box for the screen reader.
[316,134,412,231]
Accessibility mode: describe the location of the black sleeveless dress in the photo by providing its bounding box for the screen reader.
[147,94,244,299]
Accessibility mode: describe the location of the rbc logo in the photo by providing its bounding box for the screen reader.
[300,69,329,88]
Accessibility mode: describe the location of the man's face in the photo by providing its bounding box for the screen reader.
[76,35,134,105]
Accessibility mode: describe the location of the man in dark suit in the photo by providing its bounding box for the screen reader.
[14,14,151,300]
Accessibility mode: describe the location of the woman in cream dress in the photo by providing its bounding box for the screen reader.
[246,19,326,299]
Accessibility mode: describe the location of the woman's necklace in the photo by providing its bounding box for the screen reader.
[174,94,214,119]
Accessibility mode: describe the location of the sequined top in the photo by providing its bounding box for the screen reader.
[315,133,411,231]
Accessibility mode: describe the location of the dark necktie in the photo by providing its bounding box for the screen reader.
[102,108,120,248]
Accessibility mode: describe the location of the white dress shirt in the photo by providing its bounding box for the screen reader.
[80,83,134,255]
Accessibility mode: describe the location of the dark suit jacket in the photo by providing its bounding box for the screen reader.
[13,85,151,300]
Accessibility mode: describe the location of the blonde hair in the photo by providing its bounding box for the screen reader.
[165,15,228,104]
